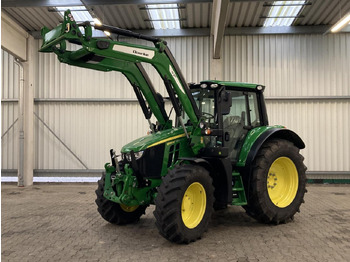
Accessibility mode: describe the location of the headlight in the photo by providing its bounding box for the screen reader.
[123,151,144,161]
[134,151,144,160]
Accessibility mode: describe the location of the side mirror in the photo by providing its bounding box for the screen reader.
[221,91,232,115]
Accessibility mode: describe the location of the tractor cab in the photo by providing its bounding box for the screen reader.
[187,81,268,162]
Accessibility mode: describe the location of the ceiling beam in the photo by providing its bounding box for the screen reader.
[211,0,229,59]
[1,0,211,7]
[30,25,346,40]
[83,0,298,4]
[83,0,306,4]
[83,0,212,4]
[229,0,300,2]
[225,25,333,35]
[2,0,83,7]
[30,28,211,39]
[2,0,306,8]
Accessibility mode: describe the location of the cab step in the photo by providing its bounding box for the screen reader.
[232,172,247,206]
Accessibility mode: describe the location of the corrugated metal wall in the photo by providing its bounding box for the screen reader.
[1,49,19,170]
[223,34,350,172]
[34,37,210,169]
[3,34,349,173]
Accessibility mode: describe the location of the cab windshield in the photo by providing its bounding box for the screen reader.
[183,89,217,128]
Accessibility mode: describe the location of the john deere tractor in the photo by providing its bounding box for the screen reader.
[40,10,307,244]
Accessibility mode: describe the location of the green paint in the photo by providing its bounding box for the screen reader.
[160,138,196,176]
[121,126,192,153]
[103,163,162,206]
[232,172,247,205]
[237,125,284,167]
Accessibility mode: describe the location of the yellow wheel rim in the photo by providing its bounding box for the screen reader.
[267,157,299,208]
[120,204,139,212]
[181,182,207,229]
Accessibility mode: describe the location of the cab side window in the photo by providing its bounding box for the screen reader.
[247,93,260,127]
[223,91,260,161]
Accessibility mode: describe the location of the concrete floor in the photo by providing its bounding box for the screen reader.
[2,183,350,262]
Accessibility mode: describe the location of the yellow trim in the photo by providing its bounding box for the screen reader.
[181,182,207,229]
[120,204,139,212]
[147,133,187,148]
[267,157,299,208]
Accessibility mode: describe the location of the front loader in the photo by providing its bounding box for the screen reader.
[40,10,307,244]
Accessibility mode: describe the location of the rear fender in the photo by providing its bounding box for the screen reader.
[237,127,304,168]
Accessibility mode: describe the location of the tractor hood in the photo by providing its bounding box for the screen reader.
[121,126,191,153]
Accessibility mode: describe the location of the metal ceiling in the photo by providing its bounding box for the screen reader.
[2,7,62,31]
[226,1,268,27]
[1,0,350,34]
[91,5,152,30]
[297,0,350,25]
[179,3,212,28]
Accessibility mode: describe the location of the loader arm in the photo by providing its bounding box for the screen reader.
[39,10,200,127]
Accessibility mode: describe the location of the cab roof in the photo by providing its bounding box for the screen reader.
[200,80,263,90]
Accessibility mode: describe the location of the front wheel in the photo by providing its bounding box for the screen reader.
[154,165,214,244]
[95,174,147,224]
[244,139,307,224]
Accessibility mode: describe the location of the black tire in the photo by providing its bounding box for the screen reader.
[244,139,307,224]
[95,173,147,224]
[154,165,214,244]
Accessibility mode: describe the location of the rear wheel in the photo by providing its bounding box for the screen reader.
[244,139,307,224]
[154,165,214,244]
[95,174,147,224]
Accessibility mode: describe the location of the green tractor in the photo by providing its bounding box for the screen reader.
[40,10,307,244]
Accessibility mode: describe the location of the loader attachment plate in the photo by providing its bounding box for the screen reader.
[39,10,92,53]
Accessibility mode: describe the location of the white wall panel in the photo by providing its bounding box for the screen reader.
[223,34,350,172]
[1,13,28,61]
[34,103,149,169]
[223,34,350,97]
[34,37,210,169]
[4,34,350,173]
[1,49,19,169]
[266,100,350,172]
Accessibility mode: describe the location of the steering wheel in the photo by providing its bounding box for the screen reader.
[202,112,214,120]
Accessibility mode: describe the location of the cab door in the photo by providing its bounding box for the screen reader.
[222,90,261,162]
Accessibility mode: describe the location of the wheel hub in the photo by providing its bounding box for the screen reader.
[181,182,206,229]
[120,203,139,212]
[267,157,299,208]
[267,173,278,189]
